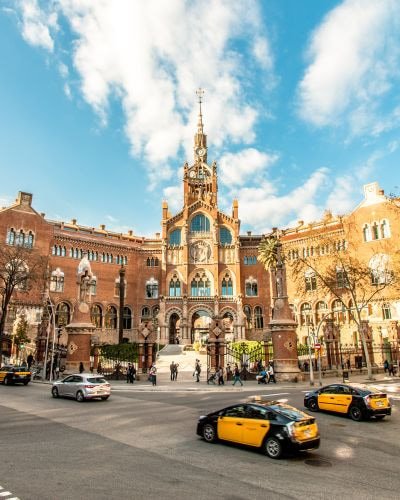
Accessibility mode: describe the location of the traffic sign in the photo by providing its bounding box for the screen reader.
[314,343,321,350]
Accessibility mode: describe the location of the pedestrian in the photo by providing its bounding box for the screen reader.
[149,363,157,386]
[194,359,201,382]
[27,353,34,370]
[384,359,389,373]
[175,335,180,345]
[346,358,350,370]
[97,361,103,375]
[232,363,243,386]
[170,361,175,381]
[79,361,84,374]
[173,362,179,381]
[388,362,395,376]
[303,360,309,372]
[217,366,224,385]
[226,363,232,381]
[131,364,136,383]
[268,362,276,383]
[126,363,132,383]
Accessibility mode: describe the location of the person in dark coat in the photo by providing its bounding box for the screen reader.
[79,361,84,374]
[27,353,34,370]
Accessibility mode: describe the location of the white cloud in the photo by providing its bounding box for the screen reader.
[163,184,183,214]
[298,0,400,136]
[13,0,275,187]
[17,0,57,52]
[219,148,279,186]
[232,168,330,233]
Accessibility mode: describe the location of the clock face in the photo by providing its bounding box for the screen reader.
[196,148,206,157]
[189,170,196,178]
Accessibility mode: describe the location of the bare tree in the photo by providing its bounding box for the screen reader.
[288,234,400,380]
[0,244,48,357]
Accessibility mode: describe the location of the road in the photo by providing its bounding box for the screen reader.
[0,381,399,500]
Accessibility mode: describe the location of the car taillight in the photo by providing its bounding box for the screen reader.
[85,385,95,389]
[364,395,371,407]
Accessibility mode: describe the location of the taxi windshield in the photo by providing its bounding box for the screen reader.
[269,404,306,421]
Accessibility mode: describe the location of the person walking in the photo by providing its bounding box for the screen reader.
[384,359,389,373]
[170,361,175,381]
[173,362,179,381]
[79,361,84,374]
[27,353,34,370]
[217,366,224,385]
[131,364,136,383]
[232,363,243,386]
[194,359,201,382]
[268,362,276,383]
[149,363,157,386]
[126,363,132,383]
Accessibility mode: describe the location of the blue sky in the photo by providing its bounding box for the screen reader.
[1,0,400,236]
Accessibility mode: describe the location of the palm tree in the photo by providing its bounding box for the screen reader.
[258,237,280,269]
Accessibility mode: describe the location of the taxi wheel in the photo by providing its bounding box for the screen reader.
[101,396,109,401]
[4,376,12,386]
[202,423,217,443]
[76,391,85,403]
[349,405,363,421]
[264,436,283,459]
[52,387,59,398]
[308,398,319,412]
[23,381,29,386]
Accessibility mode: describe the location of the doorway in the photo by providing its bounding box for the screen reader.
[191,310,212,344]
[169,313,181,344]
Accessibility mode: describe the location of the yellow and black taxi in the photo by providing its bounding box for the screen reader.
[0,365,31,385]
[304,383,391,421]
[196,400,320,459]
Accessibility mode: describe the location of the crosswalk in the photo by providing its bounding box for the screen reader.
[0,485,19,500]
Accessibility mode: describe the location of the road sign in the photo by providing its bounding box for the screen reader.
[314,343,321,350]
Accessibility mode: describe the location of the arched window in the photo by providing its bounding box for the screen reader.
[372,222,379,240]
[26,231,34,248]
[141,306,151,318]
[61,246,66,257]
[300,303,312,326]
[382,303,391,320]
[315,301,327,324]
[243,305,252,329]
[50,268,64,292]
[304,269,317,292]
[90,276,97,296]
[220,227,232,245]
[6,228,15,245]
[190,271,211,297]
[190,214,210,232]
[169,229,181,246]
[152,306,160,327]
[55,302,70,327]
[370,253,391,285]
[254,306,264,329]
[245,277,258,297]
[169,273,181,297]
[332,299,345,324]
[15,230,24,246]
[91,304,103,328]
[105,305,117,329]
[380,220,390,238]
[146,278,158,298]
[362,224,371,242]
[122,306,132,329]
[221,273,233,296]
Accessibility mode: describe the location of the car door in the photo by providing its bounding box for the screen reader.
[241,405,270,447]
[217,405,246,443]
[318,385,339,411]
[60,376,75,396]
[334,385,353,413]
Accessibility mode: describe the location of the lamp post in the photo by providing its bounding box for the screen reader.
[307,321,315,386]
[42,295,56,381]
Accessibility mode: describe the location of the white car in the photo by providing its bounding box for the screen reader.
[51,373,111,402]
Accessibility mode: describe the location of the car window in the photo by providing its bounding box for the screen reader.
[320,385,337,394]
[224,405,246,418]
[269,405,306,421]
[337,385,351,394]
[246,405,268,420]
[87,377,107,384]
[72,376,83,383]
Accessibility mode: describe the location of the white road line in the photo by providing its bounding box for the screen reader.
[260,393,290,397]
[0,485,19,499]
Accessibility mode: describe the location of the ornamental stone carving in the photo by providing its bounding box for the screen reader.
[190,241,211,263]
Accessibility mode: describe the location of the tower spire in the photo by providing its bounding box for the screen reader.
[194,88,207,158]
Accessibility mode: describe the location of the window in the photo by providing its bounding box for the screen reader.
[15,230,25,246]
[122,307,132,329]
[91,304,102,328]
[380,220,390,238]
[219,227,232,245]
[336,268,349,288]
[304,270,317,292]
[224,405,246,417]
[191,271,211,297]
[141,306,151,318]
[254,306,264,329]
[243,305,252,329]
[50,268,64,292]
[146,278,158,298]
[146,257,159,267]
[169,229,181,246]
[244,256,257,265]
[332,299,345,324]
[190,214,210,232]
[105,305,117,329]
[6,228,15,245]
[169,273,181,297]
[315,301,327,324]
[370,254,391,286]
[114,277,126,297]
[382,303,391,320]
[221,273,233,296]
[245,278,258,297]
[300,303,312,326]
[55,302,70,327]
[372,222,379,240]
[25,231,34,248]
[90,277,97,295]
[362,224,371,242]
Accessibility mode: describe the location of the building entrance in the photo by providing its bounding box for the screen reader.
[168,313,181,344]
[191,310,212,344]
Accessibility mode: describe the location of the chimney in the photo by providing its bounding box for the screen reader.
[128,230,133,236]
[71,218,77,225]
[155,232,160,239]
[100,224,106,231]
[247,231,252,236]
[40,213,45,218]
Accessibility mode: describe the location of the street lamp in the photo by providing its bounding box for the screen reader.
[307,320,315,386]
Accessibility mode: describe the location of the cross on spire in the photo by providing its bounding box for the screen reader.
[195,88,205,135]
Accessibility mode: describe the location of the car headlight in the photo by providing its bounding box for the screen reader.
[198,415,207,421]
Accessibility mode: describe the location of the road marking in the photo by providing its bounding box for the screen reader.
[0,485,19,499]
[260,393,290,397]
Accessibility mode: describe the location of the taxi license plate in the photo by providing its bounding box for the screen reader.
[376,401,383,407]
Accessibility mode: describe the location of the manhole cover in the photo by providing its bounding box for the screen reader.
[304,458,332,467]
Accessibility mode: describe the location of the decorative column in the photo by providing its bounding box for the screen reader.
[138,322,156,372]
[268,240,300,382]
[65,253,96,373]
[207,316,226,373]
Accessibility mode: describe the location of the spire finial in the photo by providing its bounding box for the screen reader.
[196,88,205,134]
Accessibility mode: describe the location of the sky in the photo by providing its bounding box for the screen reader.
[1,0,400,237]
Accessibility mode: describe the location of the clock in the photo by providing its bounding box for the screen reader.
[196,147,206,157]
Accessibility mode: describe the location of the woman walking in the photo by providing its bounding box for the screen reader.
[232,363,243,386]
